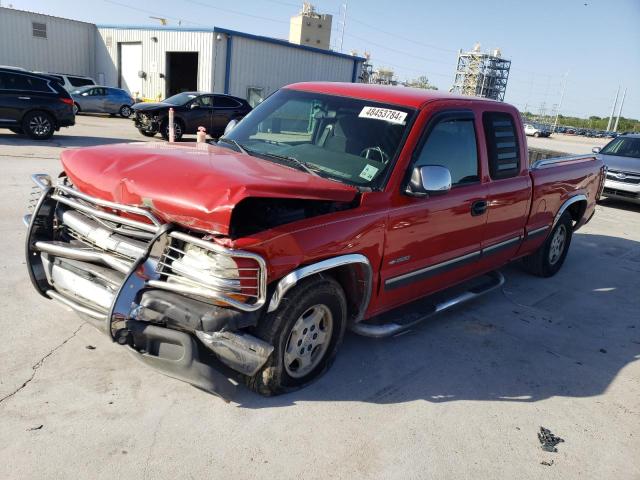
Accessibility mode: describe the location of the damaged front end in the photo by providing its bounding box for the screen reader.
[24,174,273,397]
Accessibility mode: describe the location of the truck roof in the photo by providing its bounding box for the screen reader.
[286,82,504,109]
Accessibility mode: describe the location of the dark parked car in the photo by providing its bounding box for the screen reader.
[0,67,74,139]
[132,92,252,141]
[71,86,135,117]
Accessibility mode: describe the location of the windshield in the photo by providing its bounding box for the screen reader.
[600,137,640,159]
[163,92,198,105]
[223,89,415,188]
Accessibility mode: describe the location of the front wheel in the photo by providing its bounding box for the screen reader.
[246,276,347,396]
[533,132,540,137]
[522,211,573,277]
[160,119,184,141]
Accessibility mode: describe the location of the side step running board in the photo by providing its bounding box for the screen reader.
[350,271,505,338]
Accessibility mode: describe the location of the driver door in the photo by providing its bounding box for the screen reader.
[187,95,215,134]
[379,110,489,310]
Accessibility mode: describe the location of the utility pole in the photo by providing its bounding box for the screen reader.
[607,86,620,131]
[613,87,627,132]
[553,71,568,132]
[339,1,348,52]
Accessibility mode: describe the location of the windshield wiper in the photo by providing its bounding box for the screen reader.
[258,152,320,176]
[218,137,249,155]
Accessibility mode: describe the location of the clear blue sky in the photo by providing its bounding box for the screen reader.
[10,0,640,119]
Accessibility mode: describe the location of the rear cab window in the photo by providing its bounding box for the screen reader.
[482,112,521,179]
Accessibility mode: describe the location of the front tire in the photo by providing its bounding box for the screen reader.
[160,119,184,141]
[247,275,347,396]
[533,132,540,137]
[522,211,573,277]
[22,111,55,140]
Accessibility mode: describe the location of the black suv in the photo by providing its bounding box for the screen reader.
[0,67,75,139]
[132,92,252,141]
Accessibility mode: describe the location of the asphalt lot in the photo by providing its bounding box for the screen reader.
[1,116,639,479]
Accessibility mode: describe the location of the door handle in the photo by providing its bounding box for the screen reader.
[18,96,31,100]
[471,200,487,216]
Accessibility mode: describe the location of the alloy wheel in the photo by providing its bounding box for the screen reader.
[284,304,334,378]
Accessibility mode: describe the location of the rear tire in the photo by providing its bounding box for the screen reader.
[533,132,540,137]
[119,105,132,118]
[522,211,573,277]
[22,111,55,140]
[246,275,347,396]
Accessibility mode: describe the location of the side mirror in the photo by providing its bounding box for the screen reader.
[224,119,238,136]
[190,103,200,110]
[406,165,452,197]
[592,147,601,154]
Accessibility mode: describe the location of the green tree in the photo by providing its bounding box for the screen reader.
[406,76,438,90]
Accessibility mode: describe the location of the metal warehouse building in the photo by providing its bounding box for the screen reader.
[96,26,364,104]
[0,7,364,106]
[0,7,96,78]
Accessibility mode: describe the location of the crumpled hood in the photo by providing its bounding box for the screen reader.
[131,102,170,112]
[60,142,357,235]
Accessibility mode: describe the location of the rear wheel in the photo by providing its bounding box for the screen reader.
[533,132,540,137]
[119,105,132,118]
[522,211,573,277]
[246,275,347,396]
[22,111,55,140]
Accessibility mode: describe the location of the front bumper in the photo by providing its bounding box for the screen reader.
[25,175,273,397]
[602,178,640,204]
[134,112,161,131]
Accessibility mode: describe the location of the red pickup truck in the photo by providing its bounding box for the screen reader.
[25,83,605,397]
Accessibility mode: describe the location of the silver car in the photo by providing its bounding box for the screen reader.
[71,86,134,117]
[594,133,640,204]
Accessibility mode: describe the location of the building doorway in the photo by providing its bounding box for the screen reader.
[166,52,198,96]
[118,42,143,97]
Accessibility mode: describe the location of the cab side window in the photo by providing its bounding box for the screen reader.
[414,116,479,186]
[483,112,520,179]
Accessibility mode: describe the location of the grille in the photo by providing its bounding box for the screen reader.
[606,170,640,185]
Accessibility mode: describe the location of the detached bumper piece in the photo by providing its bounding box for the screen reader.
[25,174,272,397]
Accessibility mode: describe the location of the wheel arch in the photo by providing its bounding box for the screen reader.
[21,108,58,128]
[267,254,373,324]
[554,194,587,230]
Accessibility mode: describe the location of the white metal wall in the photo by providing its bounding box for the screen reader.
[0,7,95,77]
[96,27,215,100]
[218,34,361,100]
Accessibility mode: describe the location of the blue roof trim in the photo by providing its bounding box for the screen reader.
[214,27,366,62]
[224,35,233,95]
[97,24,218,32]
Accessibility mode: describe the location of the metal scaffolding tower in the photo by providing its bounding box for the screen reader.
[450,44,511,101]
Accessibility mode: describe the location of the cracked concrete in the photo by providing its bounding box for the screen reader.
[0,324,85,405]
[0,118,638,479]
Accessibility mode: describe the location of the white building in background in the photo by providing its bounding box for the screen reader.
[0,7,96,78]
[0,7,363,106]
